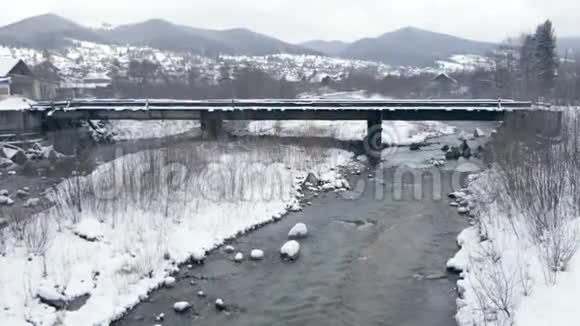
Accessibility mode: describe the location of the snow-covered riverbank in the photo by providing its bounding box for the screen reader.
[0,141,353,326]
[449,169,580,326]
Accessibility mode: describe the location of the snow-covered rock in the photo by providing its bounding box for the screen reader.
[473,128,486,138]
[234,252,244,262]
[0,195,14,206]
[215,298,226,311]
[280,240,301,259]
[173,301,192,313]
[73,218,104,241]
[0,189,8,196]
[197,290,205,297]
[224,245,235,253]
[288,223,308,239]
[250,249,264,260]
[457,207,470,215]
[163,277,176,288]
[304,172,319,186]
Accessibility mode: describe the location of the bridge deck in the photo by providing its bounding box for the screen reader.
[31,99,532,121]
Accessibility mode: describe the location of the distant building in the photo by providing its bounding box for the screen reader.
[60,72,113,98]
[0,57,59,100]
[427,72,460,98]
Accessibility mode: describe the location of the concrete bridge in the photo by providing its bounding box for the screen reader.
[2,98,544,151]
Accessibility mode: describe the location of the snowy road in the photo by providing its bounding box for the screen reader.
[113,122,496,326]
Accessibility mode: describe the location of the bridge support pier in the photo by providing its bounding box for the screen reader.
[200,112,224,139]
[365,111,383,161]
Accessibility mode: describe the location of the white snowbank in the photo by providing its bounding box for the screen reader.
[281,240,300,259]
[451,170,580,326]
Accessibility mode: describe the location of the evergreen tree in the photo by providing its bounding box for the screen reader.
[519,34,536,99]
[533,20,559,99]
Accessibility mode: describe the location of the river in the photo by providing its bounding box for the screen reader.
[111,121,496,326]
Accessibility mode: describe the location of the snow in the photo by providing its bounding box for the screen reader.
[250,249,264,260]
[100,120,201,141]
[288,223,308,239]
[73,218,104,241]
[0,142,352,326]
[237,120,455,146]
[0,95,36,111]
[280,240,301,259]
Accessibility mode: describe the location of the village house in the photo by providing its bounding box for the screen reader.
[0,57,59,100]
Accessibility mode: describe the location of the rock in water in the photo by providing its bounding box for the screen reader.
[215,298,226,311]
[288,223,308,239]
[474,128,486,138]
[445,147,461,160]
[173,301,191,313]
[234,252,244,262]
[409,143,421,151]
[250,249,264,260]
[459,140,471,158]
[441,145,450,152]
[281,240,300,259]
[224,245,235,253]
[164,277,176,288]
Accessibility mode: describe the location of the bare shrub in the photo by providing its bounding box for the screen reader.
[23,215,52,277]
[489,109,580,285]
[7,207,31,242]
[471,245,516,325]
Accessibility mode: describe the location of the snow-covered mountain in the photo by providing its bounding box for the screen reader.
[0,14,495,86]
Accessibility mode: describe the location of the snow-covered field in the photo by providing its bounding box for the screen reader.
[0,142,353,325]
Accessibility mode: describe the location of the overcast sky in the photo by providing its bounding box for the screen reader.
[1,0,579,43]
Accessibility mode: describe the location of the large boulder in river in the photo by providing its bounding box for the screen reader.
[281,240,300,260]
